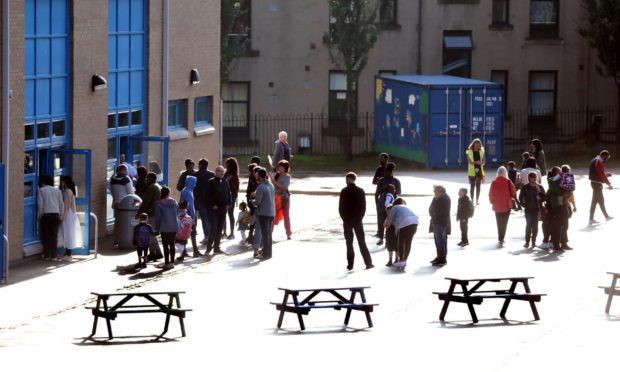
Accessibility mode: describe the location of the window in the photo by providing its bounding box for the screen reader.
[380,0,398,26]
[529,0,559,39]
[194,97,213,128]
[490,70,508,112]
[168,100,186,129]
[328,71,357,129]
[228,0,251,54]
[222,82,250,128]
[528,71,556,122]
[442,31,473,78]
[492,0,509,25]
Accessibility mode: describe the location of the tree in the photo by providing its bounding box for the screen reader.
[579,0,620,152]
[324,0,385,160]
[221,0,249,82]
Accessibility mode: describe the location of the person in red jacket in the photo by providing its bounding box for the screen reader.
[589,150,613,225]
[489,166,516,247]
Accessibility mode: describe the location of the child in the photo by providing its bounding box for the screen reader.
[133,213,157,269]
[456,188,474,247]
[180,175,201,257]
[518,171,546,248]
[520,152,530,170]
[236,201,250,243]
[384,184,396,207]
[507,161,522,211]
[175,200,194,263]
[384,204,397,266]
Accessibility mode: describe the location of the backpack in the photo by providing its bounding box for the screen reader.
[468,199,475,218]
[176,213,193,241]
[134,224,151,247]
[559,172,576,191]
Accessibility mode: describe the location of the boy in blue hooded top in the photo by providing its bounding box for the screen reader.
[180,175,202,257]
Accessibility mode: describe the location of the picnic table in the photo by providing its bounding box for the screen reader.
[271,286,378,330]
[433,277,546,323]
[87,291,191,340]
[600,272,620,314]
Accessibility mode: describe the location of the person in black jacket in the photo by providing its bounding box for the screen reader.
[205,165,231,254]
[456,188,472,247]
[374,162,401,245]
[194,158,215,243]
[429,184,451,266]
[176,158,196,192]
[339,172,373,271]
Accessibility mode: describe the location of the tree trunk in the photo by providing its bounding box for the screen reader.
[346,81,354,161]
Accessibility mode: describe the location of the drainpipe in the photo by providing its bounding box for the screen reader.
[162,0,169,137]
[2,0,10,283]
[416,0,422,74]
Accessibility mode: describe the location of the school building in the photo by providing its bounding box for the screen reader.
[0,0,221,280]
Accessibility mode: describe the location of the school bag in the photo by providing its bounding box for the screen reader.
[559,172,576,191]
[176,213,193,241]
[134,224,151,247]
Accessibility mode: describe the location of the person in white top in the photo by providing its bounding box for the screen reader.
[60,176,83,260]
[519,157,542,186]
[38,175,64,260]
[120,153,137,179]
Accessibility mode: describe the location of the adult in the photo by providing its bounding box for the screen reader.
[489,166,516,247]
[154,187,180,270]
[518,172,546,248]
[119,153,137,179]
[176,158,196,192]
[136,172,163,260]
[223,157,240,239]
[38,175,64,261]
[272,131,292,170]
[270,160,292,240]
[339,172,373,270]
[375,162,401,245]
[547,166,568,251]
[384,198,418,269]
[530,139,547,177]
[251,166,264,255]
[135,166,148,199]
[372,153,389,185]
[245,163,259,244]
[205,165,231,254]
[253,167,275,260]
[589,150,613,225]
[194,158,215,244]
[466,138,485,205]
[429,185,451,266]
[519,157,542,185]
[60,176,83,260]
[110,164,135,247]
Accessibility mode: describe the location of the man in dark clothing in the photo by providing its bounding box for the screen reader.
[194,158,215,243]
[176,158,196,192]
[374,162,401,244]
[372,153,389,185]
[429,184,451,266]
[136,172,164,260]
[339,172,373,270]
[205,165,231,254]
[589,150,613,225]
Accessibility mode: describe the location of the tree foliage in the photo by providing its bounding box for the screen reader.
[221,0,248,82]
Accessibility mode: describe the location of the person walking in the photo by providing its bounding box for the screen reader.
[110,164,135,248]
[338,172,373,271]
[429,185,451,266]
[60,176,83,260]
[176,158,196,192]
[154,187,180,270]
[466,138,485,205]
[530,139,547,177]
[136,172,164,261]
[384,198,418,269]
[489,166,516,247]
[180,175,202,257]
[194,158,215,244]
[375,162,401,245]
[223,157,240,239]
[253,167,275,260]
[270,159,292,240]
[518,172,546,248]
[38,175,64,261]
[272,131,292,170]
[589,150,613,225]
[205,166,231,255]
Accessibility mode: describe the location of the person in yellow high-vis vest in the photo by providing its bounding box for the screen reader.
[466,139,485,205]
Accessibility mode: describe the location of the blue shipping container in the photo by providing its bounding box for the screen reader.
[374,75,504,168]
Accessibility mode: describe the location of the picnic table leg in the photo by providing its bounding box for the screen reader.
[90,297,102,337]
[276,292,289,329]
[439,282,456,321]
[460,283,478,324]
[102,298,113,340]
[174,294,187,337]
[344,290,358,327]
[521,280,540,321]
[606,275,618,314]
[500,280,519,319]
[359,290,373,328]
[292,293,305,331]
[162,294,174,337]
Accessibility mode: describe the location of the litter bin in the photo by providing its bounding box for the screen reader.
[116,194,142,249]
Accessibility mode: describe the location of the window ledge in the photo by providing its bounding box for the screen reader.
[194,125,215,137]
[525,37,564,45]
[488,24,513,31]
[380,23,402,31]
[168,127,190,141]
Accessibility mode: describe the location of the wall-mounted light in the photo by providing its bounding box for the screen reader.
[190,69,200,85]
[92,74,107,91]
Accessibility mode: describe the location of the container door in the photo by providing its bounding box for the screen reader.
[429,87,463,167]
[0,164,5,282]
[129,136,169,186]
[47,148,92,256]
[466,87,503,166]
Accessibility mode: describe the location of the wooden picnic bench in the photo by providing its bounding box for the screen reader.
[86,291,192,339]
[433,277,546,323]
[270,286,378,330]
[599,272,620,314]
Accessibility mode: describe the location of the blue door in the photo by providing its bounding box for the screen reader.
[0,164,5,282]
[47,148,91,255]
[129,135,169,186]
